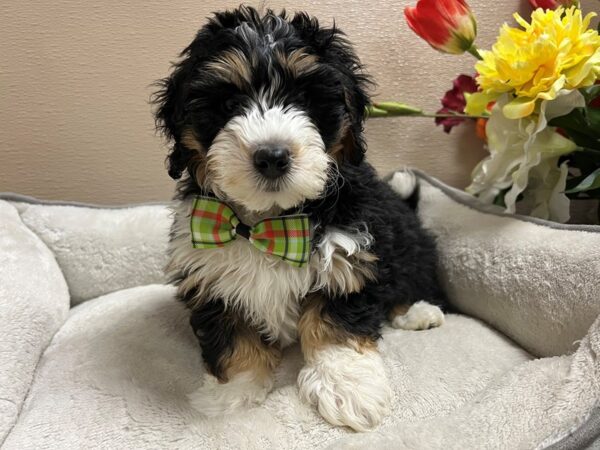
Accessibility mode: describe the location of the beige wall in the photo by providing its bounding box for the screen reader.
[1,1,596,204]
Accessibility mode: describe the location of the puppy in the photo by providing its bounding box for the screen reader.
[153,6,446,431]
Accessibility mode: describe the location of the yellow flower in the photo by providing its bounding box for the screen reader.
[470,6,600,119]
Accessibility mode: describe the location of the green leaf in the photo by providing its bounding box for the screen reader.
[493,191,506,208]
[565,168,596,192]
[562,129,600,151]
[565,168,600,193]
[549,107,600,139]
[577,148,600,161]
[567,188,600,200]
[580,85,600,105]
[566,174,586,192]
[492,187,513,207]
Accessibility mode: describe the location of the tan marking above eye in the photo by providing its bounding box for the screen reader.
[205,49,252,88]
[276,48,319,77]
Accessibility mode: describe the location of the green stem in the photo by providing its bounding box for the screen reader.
[419,113,483,119]
[367,110,485,119]
[366,103,486,119]
[466,44,483,60]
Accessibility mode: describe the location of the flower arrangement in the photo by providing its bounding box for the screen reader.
[369,0,600,223]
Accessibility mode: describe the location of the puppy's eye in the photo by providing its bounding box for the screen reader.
[222,98,238,114]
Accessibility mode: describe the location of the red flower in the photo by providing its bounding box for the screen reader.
[528,0,578,9]
[404,0,477,55]
[436,74,478,133]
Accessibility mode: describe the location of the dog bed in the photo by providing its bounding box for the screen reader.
[0,171,599,449]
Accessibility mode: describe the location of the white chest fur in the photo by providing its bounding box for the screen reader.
[168,197,375,346]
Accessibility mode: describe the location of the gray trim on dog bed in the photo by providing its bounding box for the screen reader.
[546,406,600,450]
[0,192,169,209]
[386,170,600,234]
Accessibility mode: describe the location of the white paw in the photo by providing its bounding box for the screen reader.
[389,170,417,200]
[298,346,392,431]
[392,301,445,330]
[188,371,273,417]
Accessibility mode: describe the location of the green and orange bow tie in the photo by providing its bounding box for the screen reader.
[190,196,310,268]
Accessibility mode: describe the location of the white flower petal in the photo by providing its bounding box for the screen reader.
[467,89,580,221]
[526,160,570,222]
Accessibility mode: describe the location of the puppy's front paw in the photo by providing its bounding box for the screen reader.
[298,346,391,431]
[188,371,273,417]
[392,301,444,331]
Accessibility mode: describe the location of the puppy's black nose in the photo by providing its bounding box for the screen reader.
[253,145,291,179]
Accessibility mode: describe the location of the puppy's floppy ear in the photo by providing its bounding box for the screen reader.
[339,82,369,165]
[153,61,195,180]
[333,39,371,166]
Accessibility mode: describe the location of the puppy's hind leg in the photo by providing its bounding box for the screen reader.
[389,301,445,331]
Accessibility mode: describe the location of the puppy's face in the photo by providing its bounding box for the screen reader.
[154,7,370,212]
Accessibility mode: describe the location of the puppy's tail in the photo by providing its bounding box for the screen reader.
[388,170,419,210]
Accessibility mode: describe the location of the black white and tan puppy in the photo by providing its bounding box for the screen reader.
[153,6,447,431]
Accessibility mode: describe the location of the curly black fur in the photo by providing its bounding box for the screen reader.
[153,5,446,379]
[153,5,371,179]
[308,163,446,338]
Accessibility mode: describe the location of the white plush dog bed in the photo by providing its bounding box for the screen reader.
[1,171,599,449]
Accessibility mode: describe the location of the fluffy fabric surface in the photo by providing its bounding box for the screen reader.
[2,285,531,449]
[0,201,69,443]
[10,201,171,304]
[414,175,600,358]
[1,171,599,448]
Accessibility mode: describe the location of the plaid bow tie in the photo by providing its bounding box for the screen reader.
[190,196,310,268]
